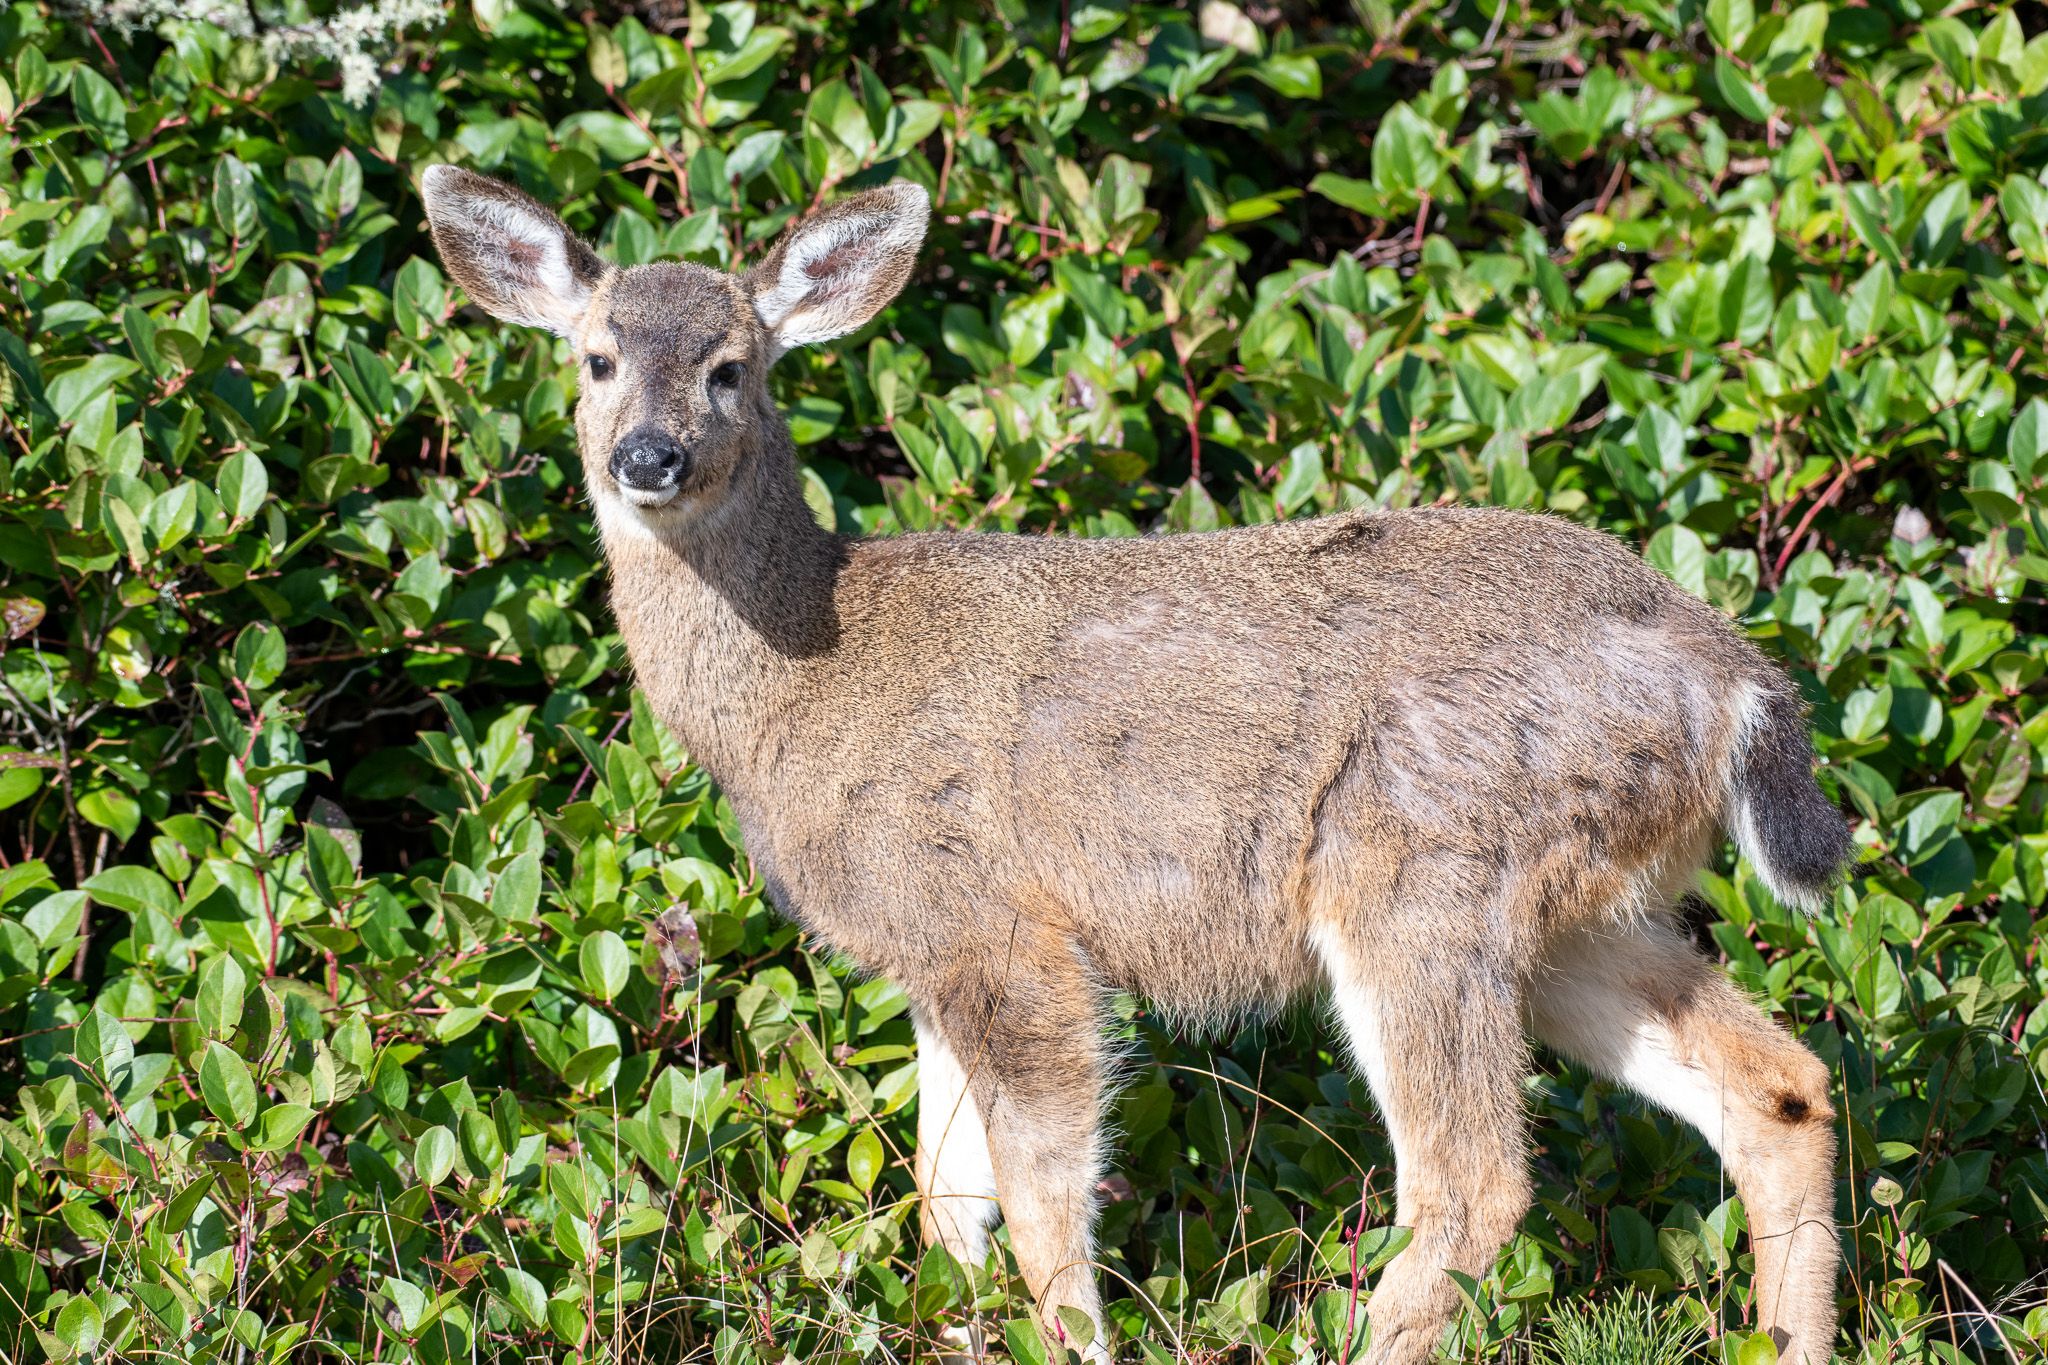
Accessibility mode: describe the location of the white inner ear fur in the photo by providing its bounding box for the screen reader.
[753,189,926,353]
[421,167,591,337]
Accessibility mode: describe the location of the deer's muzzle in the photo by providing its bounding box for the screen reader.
[610,426,691,501]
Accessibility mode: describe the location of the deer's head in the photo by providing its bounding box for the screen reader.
[420,165,927,534]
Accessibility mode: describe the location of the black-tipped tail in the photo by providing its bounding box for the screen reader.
[1730,689,1853,913]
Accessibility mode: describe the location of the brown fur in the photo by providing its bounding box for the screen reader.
[422,166,1843,1364]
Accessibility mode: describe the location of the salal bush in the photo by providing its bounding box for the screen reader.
[0,0,2044,1362]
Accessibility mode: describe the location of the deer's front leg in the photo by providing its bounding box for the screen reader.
[914,1006,1002,1361]
[928,952,1112,1364]
[915,1007,1002,1269]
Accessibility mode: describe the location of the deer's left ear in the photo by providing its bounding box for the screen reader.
[747,182,929,357]
[420,164,609,337]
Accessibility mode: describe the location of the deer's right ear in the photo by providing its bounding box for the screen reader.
[419,165,607,337]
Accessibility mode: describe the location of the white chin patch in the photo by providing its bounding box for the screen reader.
[618,485,679,509]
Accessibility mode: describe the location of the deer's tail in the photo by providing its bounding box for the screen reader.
[1727,683,1853,914]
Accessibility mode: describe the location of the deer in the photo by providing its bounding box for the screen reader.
[421,165,1850,1365]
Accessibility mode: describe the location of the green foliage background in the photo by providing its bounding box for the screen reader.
[2,0,2047,1360]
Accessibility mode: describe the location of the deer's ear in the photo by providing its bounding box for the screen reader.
[420,165,608,337]
[747,182,929,356]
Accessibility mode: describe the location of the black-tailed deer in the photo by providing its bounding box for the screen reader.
[422,165,1849,1365]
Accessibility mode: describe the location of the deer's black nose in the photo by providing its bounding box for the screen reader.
[609,427,691,491]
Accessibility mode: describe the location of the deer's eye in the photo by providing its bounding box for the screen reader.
[710,360,744,389]
[587,355,615,381]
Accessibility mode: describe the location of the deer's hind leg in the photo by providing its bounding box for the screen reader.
[1527,917,1840,1364]
[1312,909,1535,1365]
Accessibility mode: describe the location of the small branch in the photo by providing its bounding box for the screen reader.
[1365,0,1433,62]
[1767,452,1882,588]
[567,710,633,804]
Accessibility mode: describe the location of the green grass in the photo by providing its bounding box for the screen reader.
[1530,1288,1707,1365]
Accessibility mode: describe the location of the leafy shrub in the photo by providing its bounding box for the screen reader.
[1,0,2046,1362]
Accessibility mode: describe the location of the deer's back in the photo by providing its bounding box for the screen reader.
[760,507,1770,1020]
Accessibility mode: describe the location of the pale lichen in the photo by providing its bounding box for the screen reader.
[63,0,446,104]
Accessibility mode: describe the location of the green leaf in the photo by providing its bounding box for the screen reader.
[461,1107,505,1174]
[1842,262,1893,342]
[82,864,174,915]
[2009,398,2047,482]
[1254,52,1320,99]
[1274,441,1323,513]
[1608,1204,1662,1273]
[232,622,287,690]
[213,155,260,239]
[1921,18,1975,88]
[1766,2,1827,67]
[381,1275,427,1334]
[557,110,653,160]
[1840,686,1891,743]
[250,1102,316,1152]
[1977,9,2024,94]
[1310,1287,1368,1360]
[78,787,142,842]
[605,1203,668,1239]
[199,1041,257,1128]
[1706,0,1752,51]
[548,1289,587,1343]
[0,765,42,813]
[587,21,627,89]
[494,850,541,921]
[1633,405,1684,473]
[75,1007,135,1087]
[1899,576,1946,655]
[24,891,85,949]
[55,1292,104,1355]
[1844,184,1904,270]
[498,1266,547,1328]
[1004,1316,1051,1365]
[1720,256,1774,345]
[846,1127,882,1193]
[196,954,248,1038]
[45,351,134,419]
[135,1281,192,1340]
[1911,181,1969,267]
[1000,288,1064,367]
[1713,55,1770,122]
[415,1124,457,1186]
[69,66,128,149]
[1370,102,1445,200]
[217,450,269,521]
[1308,172,1379,215]
[153,1171,218,1236]
[1736,1330,1781,1365]
[579,930,632,1001]
[1645,524,1708,598]
[783,394,843,447]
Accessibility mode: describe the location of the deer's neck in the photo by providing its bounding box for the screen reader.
[595,431,843,803]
